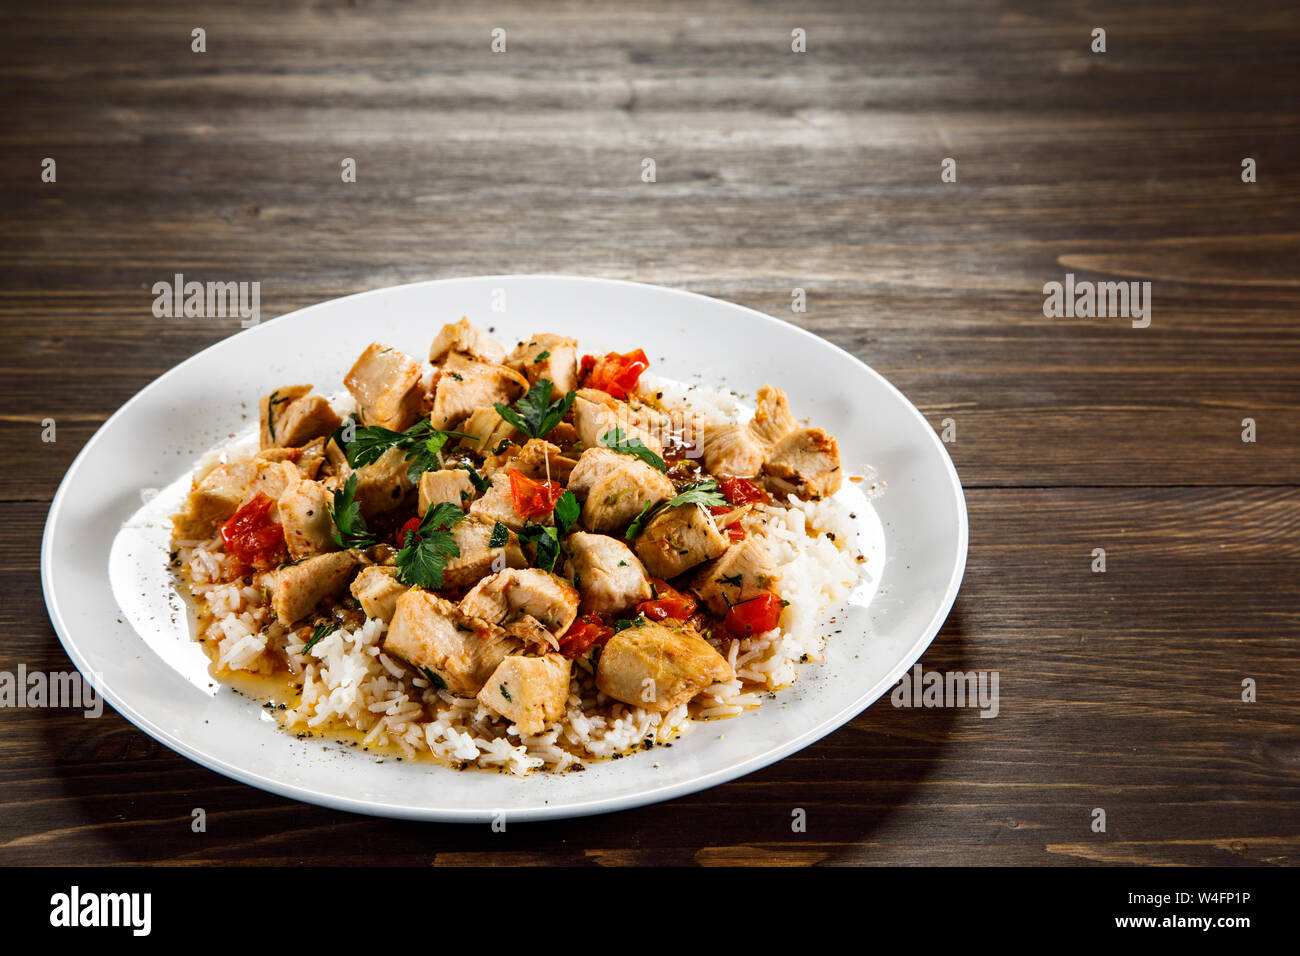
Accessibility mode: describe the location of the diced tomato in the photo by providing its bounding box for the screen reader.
[508,469,563,520]
[219,494,286,571]
[396,516,422,548]
[723,592,784,637]
[579,348,649,400]
[718,475,771,506]
[637,580,698,622]
[559,614,614,659]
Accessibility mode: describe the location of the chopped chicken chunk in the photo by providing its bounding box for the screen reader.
[508,334,580,394]
[429,317,508,366]
[171,460,255,539]
[691,533,782,617]
[271,550,358,625]
[344,342,425,432]
[563,531,652,615]
[571,389,664,456]
[477,654,571,735]
[565,447,675,533]
[430,353,528,430]
[418,468,476,515]
[468,471,543,531]
[442,516,528,589]
[700,423,767,477]
[484,438,576,484]
[749,385,798,445]
[460,568,580,639]
[458,405,521,456]
[353,445,415,516]
[349,565,406,623]
[259,385,342,450]
[277,477,338,559]
[383,589,520,696]
[762,427,843,500]
[596,620,734,712]
[633,503,729,579]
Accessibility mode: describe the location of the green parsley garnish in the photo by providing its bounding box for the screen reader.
[327,473,381,549]
[600,427,666,472]
[494,379,576,440]
[554,490,580,537]
[499,684,513,703]
[302,622,339,655]
[394,502,466,588]
[517,523,562,574]
[488,521,509,549]
[460,464,490,493]
[534,350,550,363]
[334,418,475,482]
[420,666,447,690]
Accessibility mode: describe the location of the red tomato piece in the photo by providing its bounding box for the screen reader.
[580,349,649,400]
[708,505,747,541]
[718,475,771,506]
[723,592,784,637]
[219,493,286,571]
[396,516,422,548]
[508,469,563,520]
[637,580,698,621]
[559,614,615,659]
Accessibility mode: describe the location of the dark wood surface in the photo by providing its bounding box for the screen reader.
[1,0,1296,865]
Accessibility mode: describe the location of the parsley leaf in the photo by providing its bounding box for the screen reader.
[600,427,666,472]
[554,490,580,537]
[460,464,490,493]
[420,666,447,690]
[394,502,466,588]
[534,350,550,363]
[302,621,339,655]
[327,473,381,549]
[488,520,509,549]
[336,418,475,481]
[517,522,562,574]
[494,379,576,440]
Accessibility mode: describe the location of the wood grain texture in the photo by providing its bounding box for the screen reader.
[1,0,1297,865]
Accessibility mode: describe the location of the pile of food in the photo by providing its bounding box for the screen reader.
[170,318,864,774]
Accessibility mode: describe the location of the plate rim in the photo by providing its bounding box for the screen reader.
[40,274,968,822]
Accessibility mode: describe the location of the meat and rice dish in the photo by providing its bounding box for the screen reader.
[170,318,865,774]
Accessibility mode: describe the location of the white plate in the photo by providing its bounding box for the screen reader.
[41,276,967,822]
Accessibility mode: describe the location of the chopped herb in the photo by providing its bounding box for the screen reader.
[600,427,666,472]
[460,464,490,493]
[394,502,466,588]
[499,684,513,703]
[494,379,576,440]
[624,479,725,540]
[716,572,744,588]
[450,372,464,382]
[327,473,381,549]
[553,490,580,537]
[534,350,550,362]
[302,622,339,655]
[420,666,447,690]
[488,521,509,549]
[613,616,643,633]
[266,390,292,441]
[618,560,628,567]
[517,522,561,574]
[335,418,475,481]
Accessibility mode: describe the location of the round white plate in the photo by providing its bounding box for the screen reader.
[42,276,966,822]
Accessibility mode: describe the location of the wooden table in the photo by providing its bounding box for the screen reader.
[2,0,1296,866]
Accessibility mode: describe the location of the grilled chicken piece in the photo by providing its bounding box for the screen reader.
[563,531,652,615]
[458,405,521,456]
[277,477,338,560]
[692,533,782,617]
[353,445,415,516]
[429,317,508,366]
[749,385,798,445]
[349,565,407,623]
[259,386,342,450]
[171,460,256,539]
[418,468,476,515]
[596,620,734,713]
[468,471,545,531]
[484,438,576,484]
[571,389,664,456]
[477,654,572,735]
[244,460,302,511]
[566,447,675,533]
[700,423,767,477]
[430,353,528,431]
[384,590,521,697]
[442,516,528,589]
[255,436,326,480]
[762,427,842,501]
[460,568,580,639]
[508,334,580,395]
[344,343,425,432]
[271,550,358,626]
[633,503,729,579]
